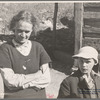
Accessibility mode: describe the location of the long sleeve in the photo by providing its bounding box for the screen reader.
[23,63,51,89]
[0,63,51,90]
[0,67,43,90]
[0,73,4,99]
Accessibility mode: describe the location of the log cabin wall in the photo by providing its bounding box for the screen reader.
[83,3,100,55]
[75,3,100,54]
[74,3,100,66]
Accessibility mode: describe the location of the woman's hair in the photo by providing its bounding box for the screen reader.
[9,10,37,31]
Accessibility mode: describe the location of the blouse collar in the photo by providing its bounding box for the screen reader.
[12,39,30,47]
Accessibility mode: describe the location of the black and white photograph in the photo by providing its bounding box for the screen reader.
[0,1,100,99]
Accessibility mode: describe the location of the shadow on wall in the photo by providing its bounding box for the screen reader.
[32,28,75,57]
[32,27,75,75]
[52,51,74,75]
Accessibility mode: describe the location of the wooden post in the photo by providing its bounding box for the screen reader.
[53,3,58,50]
[74,3,83,54]
[74,3,83,66]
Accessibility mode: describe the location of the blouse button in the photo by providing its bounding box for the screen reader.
[23,66,27,70]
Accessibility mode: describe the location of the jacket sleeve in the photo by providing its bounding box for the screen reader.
[57,79,70,98]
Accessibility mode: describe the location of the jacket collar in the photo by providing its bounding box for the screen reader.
[73,69,99,88]
[73,69,99,79]
[74,69,100,98]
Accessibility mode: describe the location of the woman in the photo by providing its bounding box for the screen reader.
[0,10,51,99]
[58,46,100,98]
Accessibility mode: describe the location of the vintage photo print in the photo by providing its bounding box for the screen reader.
[0,1,100,99]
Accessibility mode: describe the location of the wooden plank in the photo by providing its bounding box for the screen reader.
[82,38,100,53]
[84,7,100,12]
[83,27,100,38]
[84,3,100,7]
[83,27,100,33]
[83,33,100,38]
[84,18,100,28]
[84,12,100,19]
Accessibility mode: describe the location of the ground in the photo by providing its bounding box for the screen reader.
[45,60,72,98]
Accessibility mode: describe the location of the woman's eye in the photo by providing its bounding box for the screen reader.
[25,31,30,33]
[16,29,30,33]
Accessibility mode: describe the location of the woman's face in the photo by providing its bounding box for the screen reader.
[14,21,33,44]
[78,58,96,74]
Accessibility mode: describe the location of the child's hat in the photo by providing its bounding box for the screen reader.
[72,46,98,63]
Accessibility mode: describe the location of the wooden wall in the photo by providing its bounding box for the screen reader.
[83,3,100,53]
[75,3,100,54]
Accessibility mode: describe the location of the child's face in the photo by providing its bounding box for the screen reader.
[14,21,33,44]
[78,58,96,74]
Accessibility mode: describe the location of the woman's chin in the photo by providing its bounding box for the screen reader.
[18,39,27,44]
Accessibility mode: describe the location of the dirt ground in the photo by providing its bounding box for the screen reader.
[45,60,72,98]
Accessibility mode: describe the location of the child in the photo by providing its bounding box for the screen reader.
[58,46,100,98]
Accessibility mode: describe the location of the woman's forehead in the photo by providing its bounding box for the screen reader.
[15,21,33,29]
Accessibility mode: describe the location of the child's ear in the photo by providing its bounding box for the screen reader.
[94,63,98,65]
[93,63,99,73]
[94,59,98,65]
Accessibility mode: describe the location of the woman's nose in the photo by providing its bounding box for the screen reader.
[83,62,87,67]
[20,32,26,37]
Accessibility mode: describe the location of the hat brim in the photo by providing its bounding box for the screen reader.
[72,54,92,59]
